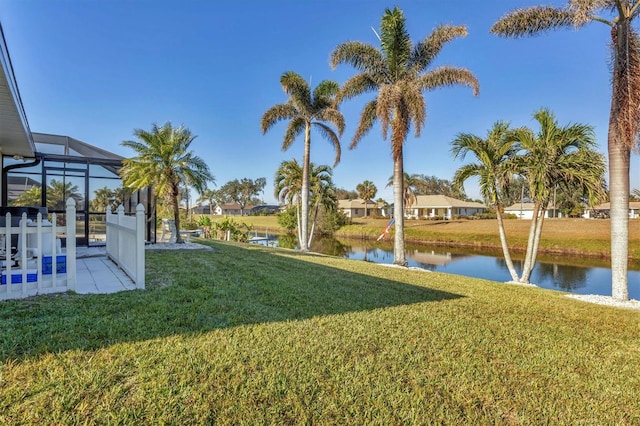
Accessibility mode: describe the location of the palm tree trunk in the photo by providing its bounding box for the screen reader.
[308,201,320,247]
[520,201,541,283]
[299,124,311,251]
[609,21,631,301]
[522,206,546,284]
[172,184,183,244]
[393,150,407,266]
[526,207,546,281]
[609,124,630,300]
[495,205,519,282]
[296,200,302,247]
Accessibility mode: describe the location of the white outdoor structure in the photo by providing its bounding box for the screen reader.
[106,204,146,288]
[0,198,76,300]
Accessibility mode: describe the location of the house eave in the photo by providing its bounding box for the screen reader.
[0,23,35,158]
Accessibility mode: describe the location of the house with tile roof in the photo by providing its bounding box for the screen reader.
[338,199,386,218]
[408,195,486,220]
[503,202,560,219]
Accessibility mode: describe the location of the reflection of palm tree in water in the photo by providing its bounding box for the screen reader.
[536,263,588,291]
[278,233,298,250]
[495,257,588,290]
[309,236,349,257]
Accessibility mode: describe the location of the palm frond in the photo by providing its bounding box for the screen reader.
[419,66,479,96]
[491,6,577,38]
[569,0,617,25]
[281,71,312,113]
[402,82,426,137]
[380,6,412,78]
[330,41,385,72]
[337,74,379,104]
[261,103,298,134]
[351,100,378,149]
[376,84,400,141]
[312,122,342,166]
[313,80,340,99]
[315,108,345,137]
[411,24,468,72]
[281,117,306,151]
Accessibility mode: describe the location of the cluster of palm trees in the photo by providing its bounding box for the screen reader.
[263,8,478,258]
[452,109,606,284]
[260,3,638,301]
[274,159,336,247]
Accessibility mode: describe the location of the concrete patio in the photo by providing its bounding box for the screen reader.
[76,246,136,294]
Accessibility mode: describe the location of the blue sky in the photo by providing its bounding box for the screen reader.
[0,0,638,204]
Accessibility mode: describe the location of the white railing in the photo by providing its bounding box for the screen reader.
[0,199,77,301]
[106,204,145,288]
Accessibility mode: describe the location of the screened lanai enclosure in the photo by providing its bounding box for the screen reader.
[2,132,155,246]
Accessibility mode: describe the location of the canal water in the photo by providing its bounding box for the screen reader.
[252,233,640,299]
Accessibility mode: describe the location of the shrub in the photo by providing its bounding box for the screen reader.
[276,207,298,232]
[214,217,252,242]
[317,208,350,235]
[196,216,212,227]
[181,221,199,230]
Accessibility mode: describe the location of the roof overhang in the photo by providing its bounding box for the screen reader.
[0,24,35,158]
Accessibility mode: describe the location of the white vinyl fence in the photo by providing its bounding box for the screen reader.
[106,204,145,288]
[0,199,77,301]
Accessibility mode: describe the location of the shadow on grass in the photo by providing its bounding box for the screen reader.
[0,241,462,362]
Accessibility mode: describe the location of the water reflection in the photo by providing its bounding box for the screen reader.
[534,262,588,291]
[255,233,639,299]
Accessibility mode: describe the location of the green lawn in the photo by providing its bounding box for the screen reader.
[1,240,639,424]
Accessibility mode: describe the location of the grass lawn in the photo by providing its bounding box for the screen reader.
[237,215,640,260]
[2,240,638,424]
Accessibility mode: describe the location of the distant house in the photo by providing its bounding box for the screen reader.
[583,201,640,219]
[218,203,253,216]
[190,204,213,215]
[249,205,281,215]
[338,199,383,218]
[503,202,560,219]
[408,195,486,220]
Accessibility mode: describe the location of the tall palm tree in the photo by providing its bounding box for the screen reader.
[356,180,377,216]
[331,7,479,265]
[261,71,345,251]
[119,122,214,243]
[491,1,640,299]
[513,109,607,283]
[274,159,334,246]
[451,121,521,282]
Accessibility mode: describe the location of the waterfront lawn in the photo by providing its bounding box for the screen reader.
[1,240,639,424]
